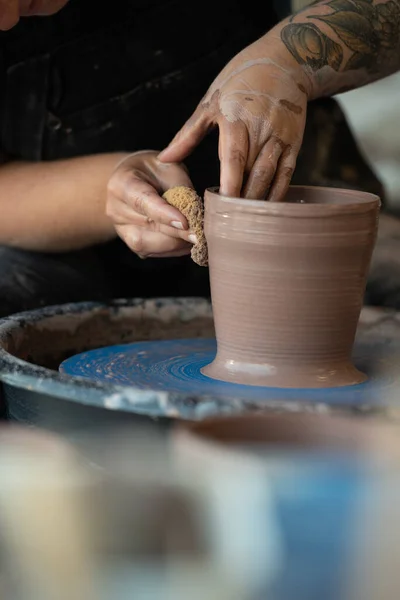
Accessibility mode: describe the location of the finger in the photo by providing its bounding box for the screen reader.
[146,247,193,259]
[267,149,297,203]
[116,225,192,257]
[158,106,211,163]
[150,158,193,191]
[107,199,197,243]
[0,0,19,30]
[159,224,198,244]
[242,137,283,200]
[108,172,189,230]
[218,120,248,197]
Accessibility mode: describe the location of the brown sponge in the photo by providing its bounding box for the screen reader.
[163,186,208,267]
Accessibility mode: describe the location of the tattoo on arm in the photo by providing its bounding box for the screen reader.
[281,0,400,76]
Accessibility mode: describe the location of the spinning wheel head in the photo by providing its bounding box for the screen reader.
[60,337,398,407]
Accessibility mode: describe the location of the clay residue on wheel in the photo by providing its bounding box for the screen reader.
[0,299,214,370]
[163,186,208,267]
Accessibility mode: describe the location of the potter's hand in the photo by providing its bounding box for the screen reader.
[158,37,310,201]
[160,0,400,199]
[106,150,197,258]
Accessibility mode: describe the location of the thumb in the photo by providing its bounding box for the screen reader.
[158,107,212,163]
[157,160,194,191]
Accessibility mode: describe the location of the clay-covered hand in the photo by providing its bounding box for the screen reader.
[159,36,310,201]
[106,150,197,258]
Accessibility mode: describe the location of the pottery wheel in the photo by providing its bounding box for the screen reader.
[60,335,400,405]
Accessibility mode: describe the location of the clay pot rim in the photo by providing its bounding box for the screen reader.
[205,186,380,217]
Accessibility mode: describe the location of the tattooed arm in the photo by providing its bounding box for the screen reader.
[281,0,400,98]
[157,1,400,202]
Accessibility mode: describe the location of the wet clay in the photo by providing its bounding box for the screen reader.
[201,186,380,388]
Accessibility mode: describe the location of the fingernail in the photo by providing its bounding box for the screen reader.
[188,234,198,244]
[171,221,184,230]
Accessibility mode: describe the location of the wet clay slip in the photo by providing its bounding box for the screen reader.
[202,186,380,388]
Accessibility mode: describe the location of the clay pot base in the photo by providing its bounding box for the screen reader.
[59,337,398,402]
[201,360,367,389]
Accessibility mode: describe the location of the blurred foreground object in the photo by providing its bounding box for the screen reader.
[173,413,400,600]
[0,415,400,600]
[0,427,95,600]
[0,425,241,600]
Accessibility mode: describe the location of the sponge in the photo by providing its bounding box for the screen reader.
[163,186,208,267]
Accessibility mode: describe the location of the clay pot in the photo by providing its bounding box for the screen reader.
[202,186,380,388]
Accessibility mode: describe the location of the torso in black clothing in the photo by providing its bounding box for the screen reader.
[0,0,279,305]
[0,0,278,193]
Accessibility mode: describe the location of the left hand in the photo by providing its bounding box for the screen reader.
[106,150,197,258]
[158,33,310,200]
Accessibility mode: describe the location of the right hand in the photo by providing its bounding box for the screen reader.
[106,150,198,259]
[159,33,310,201]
